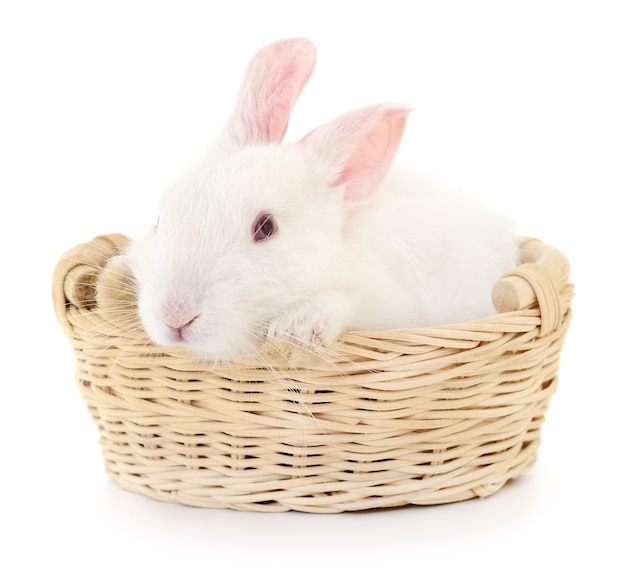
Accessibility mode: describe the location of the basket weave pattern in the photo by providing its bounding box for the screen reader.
[53,234,573,513]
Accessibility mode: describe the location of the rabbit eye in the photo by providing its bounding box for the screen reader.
[252,213,278,242]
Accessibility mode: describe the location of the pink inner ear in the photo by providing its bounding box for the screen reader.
[230,39,316,146]
[334,109,409,202]
[264,60,308,143]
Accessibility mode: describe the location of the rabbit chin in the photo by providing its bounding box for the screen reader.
[143,317,259,364]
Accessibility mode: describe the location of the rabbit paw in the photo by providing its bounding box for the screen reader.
[265,297,347,350]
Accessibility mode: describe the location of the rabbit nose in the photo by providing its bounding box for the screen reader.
[161,299,200,342]
[166,315,199,342]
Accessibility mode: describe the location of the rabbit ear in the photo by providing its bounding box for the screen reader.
[221,38,317,147]
[300,105,410,202]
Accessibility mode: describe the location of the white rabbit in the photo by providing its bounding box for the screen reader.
[123,38,518,363]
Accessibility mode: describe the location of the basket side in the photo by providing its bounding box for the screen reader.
[53,233,574,513]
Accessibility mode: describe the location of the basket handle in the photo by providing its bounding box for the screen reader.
[52,233,129,335]
[492,237,571,334]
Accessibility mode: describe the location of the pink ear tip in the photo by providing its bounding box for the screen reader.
[388,106,411,127]
[381,104,413,119]
[377,105,412,139]
[261,37,317,66]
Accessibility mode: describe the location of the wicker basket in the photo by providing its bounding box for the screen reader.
[52,234,573,513]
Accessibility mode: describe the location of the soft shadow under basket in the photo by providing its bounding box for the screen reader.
[53,234,573,513]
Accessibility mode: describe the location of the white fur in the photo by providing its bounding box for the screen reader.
[123,39,518,362]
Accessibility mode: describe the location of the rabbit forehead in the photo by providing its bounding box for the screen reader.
[162,144,308,217]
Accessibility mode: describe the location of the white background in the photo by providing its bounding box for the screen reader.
[2,1,624,574]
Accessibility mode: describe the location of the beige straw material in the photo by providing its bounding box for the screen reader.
[52,234,574,513]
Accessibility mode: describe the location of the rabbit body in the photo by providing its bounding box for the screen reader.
[124,38,518,362]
